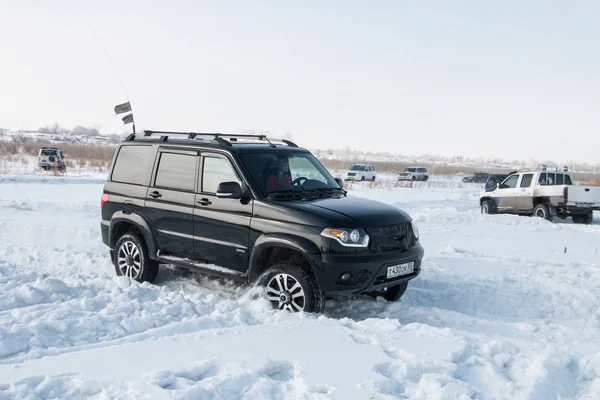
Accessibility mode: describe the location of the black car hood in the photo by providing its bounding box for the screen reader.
[280,195,411,227]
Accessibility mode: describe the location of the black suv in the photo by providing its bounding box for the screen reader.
[101,131,424,313]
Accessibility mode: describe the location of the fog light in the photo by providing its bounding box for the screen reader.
[340,273,352,282]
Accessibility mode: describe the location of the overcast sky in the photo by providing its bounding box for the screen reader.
[1,1,599,163]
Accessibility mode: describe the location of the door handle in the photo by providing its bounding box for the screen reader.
[149,191,162,198]
[197,198,212,206]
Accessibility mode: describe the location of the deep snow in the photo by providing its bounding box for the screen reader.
[0,176,599,399]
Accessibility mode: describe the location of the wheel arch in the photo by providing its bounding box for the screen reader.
[248,234,321,284]
[109,212,157,260]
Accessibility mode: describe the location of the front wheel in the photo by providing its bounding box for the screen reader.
[259,263,324,313]
[481,199,496,214]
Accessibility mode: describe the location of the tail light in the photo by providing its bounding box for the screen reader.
[563,186,568,203]
[101,193,109,210]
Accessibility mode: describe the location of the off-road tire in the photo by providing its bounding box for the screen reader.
[361,176,365,181]
[481,199,496,214]
[573,212,593,225]
[367,281,409,302]
[411,176,416,181]
[533,203,552,221]
[114,232,159,283]
[258,262,324,313]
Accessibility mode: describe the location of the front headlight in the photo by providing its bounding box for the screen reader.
[321,228,369,247]
[411,221,419,240]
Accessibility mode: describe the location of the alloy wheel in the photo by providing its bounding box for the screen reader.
[117,241,142,279]
[266,273,306,312]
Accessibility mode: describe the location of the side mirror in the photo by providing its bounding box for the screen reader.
[334,178,344,188]
[217,181,243,199]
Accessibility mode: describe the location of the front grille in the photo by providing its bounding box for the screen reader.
[347,173,356,176]
[366,222,416,252]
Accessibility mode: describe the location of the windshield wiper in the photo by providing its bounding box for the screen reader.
[266,188,342,200]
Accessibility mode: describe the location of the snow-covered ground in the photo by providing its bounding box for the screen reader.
[1,174,600,399]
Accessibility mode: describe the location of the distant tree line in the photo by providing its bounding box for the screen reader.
[37,123,122,142]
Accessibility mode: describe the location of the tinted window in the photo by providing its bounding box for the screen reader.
[111,145,154,185]
[538,173,547,185]
[501,175,519,189]
[520,174,533,188]
[556,174,564,185]
[154,153,197,191]
[418,168,427,173]
[202,156,241,193]
[565,175,572,185]
[405,168,416,172]
[546,173,555,185]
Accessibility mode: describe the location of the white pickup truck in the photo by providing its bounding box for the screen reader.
[479,168,600,224]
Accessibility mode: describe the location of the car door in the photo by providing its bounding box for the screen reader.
[193,152,253,271]
[144,148,198,259]
[495,174,520,211]
[514,173,534,211]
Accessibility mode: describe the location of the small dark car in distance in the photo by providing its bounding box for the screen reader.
[100,131,424,313]
[462,172,490,183]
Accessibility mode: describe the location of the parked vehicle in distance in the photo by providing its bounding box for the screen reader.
[344,163,377,182]
[462,172,490,183]
[38,147,66,171]
[479,166,600,224]
[101,131,423,313]
[483,173,511,191]
[398,167,429,182]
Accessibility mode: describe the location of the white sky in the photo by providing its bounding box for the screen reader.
[1,1,599,163]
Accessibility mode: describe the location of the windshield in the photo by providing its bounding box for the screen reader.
[239,152,341,196]
[350,164,365,171]
[404,168,417,172]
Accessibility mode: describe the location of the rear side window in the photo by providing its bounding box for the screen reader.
[154,153,197,191]
[202,155,241,193]
[111,145,154,185]
[565,175,572,185]
[556,174,564,185]
[520,174,533,188]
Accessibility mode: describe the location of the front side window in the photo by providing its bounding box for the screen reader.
[154,153,197,191]
[538,173,547,185]
[202,155,241,194]
[500,175,519,189]
[239,152,338,194]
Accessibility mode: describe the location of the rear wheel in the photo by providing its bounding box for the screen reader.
[259,263,324,313]
[481,199,496,214]
[573,212,593,225]
[423,176,429,181]
[533,203,552,221]
[114,232,159,283]
[367,282,409,302]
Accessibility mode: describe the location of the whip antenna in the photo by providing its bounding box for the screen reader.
[89,25,136,133]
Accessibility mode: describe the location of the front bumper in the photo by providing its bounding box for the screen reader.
[309,244,424,295]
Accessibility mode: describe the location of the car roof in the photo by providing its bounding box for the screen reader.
[120,139,310,155]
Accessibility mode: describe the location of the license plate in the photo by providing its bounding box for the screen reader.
[387,261,414,279]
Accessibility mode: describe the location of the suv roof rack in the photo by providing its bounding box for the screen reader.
[124,130,299,148]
